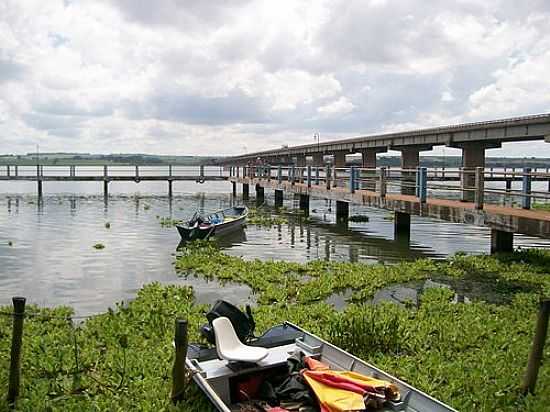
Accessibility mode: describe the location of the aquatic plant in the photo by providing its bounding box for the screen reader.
[158,217,182,227]
[247,208,288,227]
[93,243,105,250]
[532,202,550,211]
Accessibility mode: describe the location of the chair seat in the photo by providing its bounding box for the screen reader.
[212,317,268,363]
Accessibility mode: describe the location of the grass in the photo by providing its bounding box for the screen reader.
[532,202,550,211]
[1,246,549,411]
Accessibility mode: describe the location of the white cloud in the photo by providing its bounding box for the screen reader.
[317,96,355,116]
[0,0,549,156]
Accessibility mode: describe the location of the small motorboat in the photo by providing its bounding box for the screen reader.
[176,206,248,241]
[185,301,457,412]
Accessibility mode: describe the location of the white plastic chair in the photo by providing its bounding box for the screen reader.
[212,317,268,363]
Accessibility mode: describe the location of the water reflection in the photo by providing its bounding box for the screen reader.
[0,185,549,316]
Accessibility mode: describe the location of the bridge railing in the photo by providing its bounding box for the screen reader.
[0,165,228,178]
[230,165,550,211]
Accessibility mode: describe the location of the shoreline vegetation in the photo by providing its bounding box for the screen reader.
[1,244,549,411]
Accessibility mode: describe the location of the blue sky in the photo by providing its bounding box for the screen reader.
[1,0,550,157]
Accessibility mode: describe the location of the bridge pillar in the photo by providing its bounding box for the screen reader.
[336,200,349,222]
[394,211,411,239]
[299,194,309,214]
[398,147,420,195]
[312,153,324,166]
[274,189,284,207]
[491,229,514,254]
[242,183,249,200]
[360,148,385,191]
[333,151,347,168]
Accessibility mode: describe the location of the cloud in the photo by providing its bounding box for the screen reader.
[0,0,549,156]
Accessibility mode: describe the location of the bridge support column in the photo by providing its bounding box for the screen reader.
[491,229,514,254]
[398,147,420,195]
[255,184,264,202]
[361,148,385,191]
[274,190,284,207]
[242,183,249,200]
[336,200,349,222]
[394,212,411,240]
[333,151,346,168]
[299,194,309,214]
[312,153,324,166]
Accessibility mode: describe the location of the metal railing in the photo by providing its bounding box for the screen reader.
[228,165,550,211]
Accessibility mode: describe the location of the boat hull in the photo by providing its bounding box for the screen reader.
[176,206,248,241]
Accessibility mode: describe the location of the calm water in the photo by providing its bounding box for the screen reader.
[1,179,549,316]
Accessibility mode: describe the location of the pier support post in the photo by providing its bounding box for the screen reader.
[255,184,264,202]
[394,212,411,239]
[274,190,284,207]
[242,183,249,200]
[336,200,349,222]
[168,180,173,198]
[7,296,26,405]
[231,181,236,196]
[37,180,43,198]
[490,229,514,254]
[103,180,109,199]
[299,194,309,213]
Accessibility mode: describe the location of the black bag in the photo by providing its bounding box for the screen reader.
[200,300,256,344]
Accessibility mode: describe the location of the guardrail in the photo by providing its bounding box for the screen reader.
[228,165,550,211]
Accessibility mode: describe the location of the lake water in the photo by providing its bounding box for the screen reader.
[1,179,549,316]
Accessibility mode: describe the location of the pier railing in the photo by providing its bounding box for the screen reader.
[229,165,550,211]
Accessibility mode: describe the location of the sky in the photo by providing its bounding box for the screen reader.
[1,0,550,158]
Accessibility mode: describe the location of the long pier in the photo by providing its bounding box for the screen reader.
[0,165,225,197]
[228,163,550,253]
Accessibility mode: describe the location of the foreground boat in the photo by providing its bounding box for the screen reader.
[176,206,248,241]
[186,301,457,412]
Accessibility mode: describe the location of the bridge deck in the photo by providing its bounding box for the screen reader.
[231,177,550,239]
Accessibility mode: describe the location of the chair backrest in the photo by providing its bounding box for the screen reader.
[212,317,242,360]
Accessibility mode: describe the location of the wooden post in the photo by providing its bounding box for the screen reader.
[307,165,312,188]
[315,167,320,186]
[14,165,18,177]
[7,165,10,177]
[325,165,331,190]
[135,165,139,179]
[168,180,173,198]
[169,165,173,177]
[171,319,188,404]
[419,167,427,203]
[7,296,26,404]
[522,299,550,394]
[474,167,484,210]
[350,166,356,193]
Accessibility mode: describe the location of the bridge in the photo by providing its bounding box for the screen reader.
[224,113,550,253]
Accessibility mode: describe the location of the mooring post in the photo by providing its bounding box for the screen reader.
[522,167,532,209]
[522,299,550,395]
[7,296,26,405]
[474,167,484,210]
[171,319,188,404]
[379,167,387,198]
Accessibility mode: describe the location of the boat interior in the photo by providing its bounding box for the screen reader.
[187,321,451,412]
